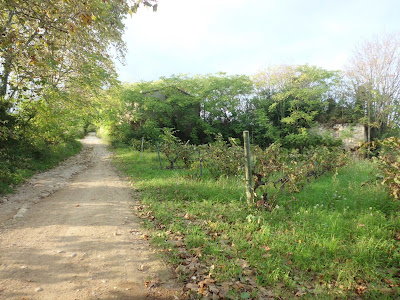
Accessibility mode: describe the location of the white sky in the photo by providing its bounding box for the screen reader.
[115,0,400,82]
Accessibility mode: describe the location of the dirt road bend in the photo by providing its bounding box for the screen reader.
[0,133,180,300]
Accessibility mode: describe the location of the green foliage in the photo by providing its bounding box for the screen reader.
[86,124,98,132]
[159,128,184,169]
[104,73,254,146]
[252,65,343,148]
[104,69,348,151]
[0,90,90,194]
[198,73,254,139]
[113,77,206,144]
[251,144,349,210]
[281,129,342,149]
[375,137,400,199]
[202,134,243,178]
[0,0,151,193]
[0,137,81,194]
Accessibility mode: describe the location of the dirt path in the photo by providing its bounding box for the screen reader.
[0,133,180,300]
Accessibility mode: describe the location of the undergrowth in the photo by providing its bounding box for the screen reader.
[0,139,82,195]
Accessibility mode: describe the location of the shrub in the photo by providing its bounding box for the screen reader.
[159,128,183,169]
[375,137,400,199]
[202,134,243,178]
[252,144,349,210]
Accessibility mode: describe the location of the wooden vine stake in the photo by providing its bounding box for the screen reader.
[199,148,203,177]
[140,137,144,160]
[243,131,254,206]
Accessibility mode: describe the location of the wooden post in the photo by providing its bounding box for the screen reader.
[140,137,144,160]
[156,142,162,168]
[243,131,254,206]
[199,148,203,177]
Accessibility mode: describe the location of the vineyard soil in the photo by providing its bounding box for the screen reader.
[0,133,180,300]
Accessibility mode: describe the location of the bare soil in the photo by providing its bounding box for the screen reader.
[0,133,181,300]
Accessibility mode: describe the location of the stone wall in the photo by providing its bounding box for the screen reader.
[315,123,365,150]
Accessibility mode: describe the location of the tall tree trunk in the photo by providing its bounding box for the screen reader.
[0,9,15,98]
[0,55,12,98]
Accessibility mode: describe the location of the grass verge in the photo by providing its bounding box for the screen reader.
[0,140,82,195]
[113,146,400,299]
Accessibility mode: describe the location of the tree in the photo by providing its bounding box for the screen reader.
[345,32,400,140]
[0,0,158,190]
[0,0,158,144]
[111,76,207,144]
[198,73,253,139]
[252,65,340,148]
[108,73,254,145]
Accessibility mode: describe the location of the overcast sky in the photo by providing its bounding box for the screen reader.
[115,0,400,83]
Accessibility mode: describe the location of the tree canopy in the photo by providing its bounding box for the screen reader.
[0,0,157,143]
[346,32,400,140]
[0,0,157,190]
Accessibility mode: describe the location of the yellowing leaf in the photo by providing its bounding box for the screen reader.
[263,245,271,251]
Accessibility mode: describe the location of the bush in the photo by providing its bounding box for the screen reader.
[251,144,349,210]
[159,128,183,169]
[375,137,400,199]
[202,134,243,178]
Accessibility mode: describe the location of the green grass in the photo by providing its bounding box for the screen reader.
[113,146,400,299]
[0,140,82,194]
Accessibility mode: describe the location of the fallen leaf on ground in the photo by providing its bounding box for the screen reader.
[186,283,198,291]
[198,278,215,288]
[295,290,306,297]
[171,240,184,247]
[263,245,271,251]
[219,282,230,297]
[355,284,367,295]
[259,287,275,298]
[208,284,219,294]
